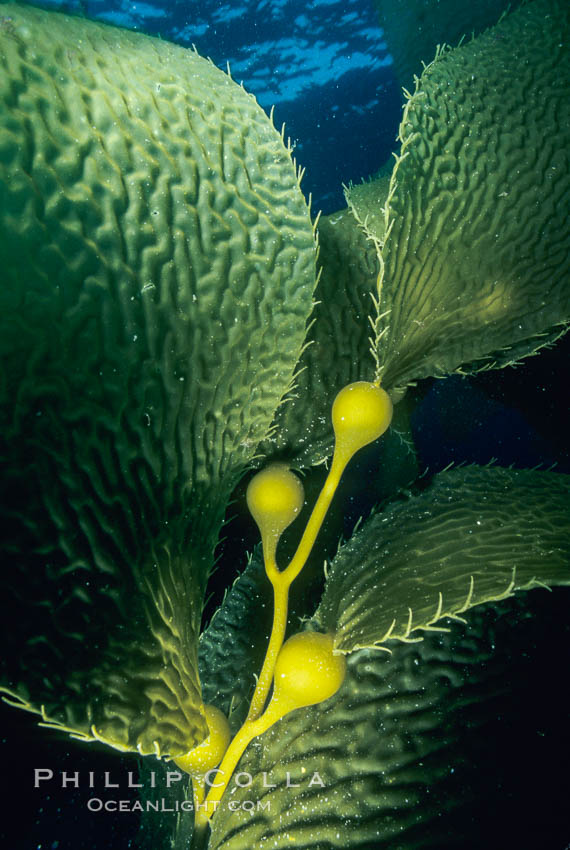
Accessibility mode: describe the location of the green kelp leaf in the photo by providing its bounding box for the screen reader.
[374,0,519,92]
[134,550,276,850]
[315,467,570,652]
[260,207,377,467]
[370,0,570,391]
[260,184,419,498]
[344,167,391,246]
[208,595,568,849]
[134,553,273,850]
[0,6,316,756]
[199,554,273,725]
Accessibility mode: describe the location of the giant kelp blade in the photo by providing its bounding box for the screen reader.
[0,6,316,756]
[315,467,570,652]
[207,596,567,848]
[137,553,275,850]
[344,167,391,245]
[263,178,419,480]
[199,555,274,723]
[261,208,378,467]
[371,0,570,391]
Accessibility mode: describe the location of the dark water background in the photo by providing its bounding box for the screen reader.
[0,1,568,848]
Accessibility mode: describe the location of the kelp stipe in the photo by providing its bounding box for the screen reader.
[176,381,392,830]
